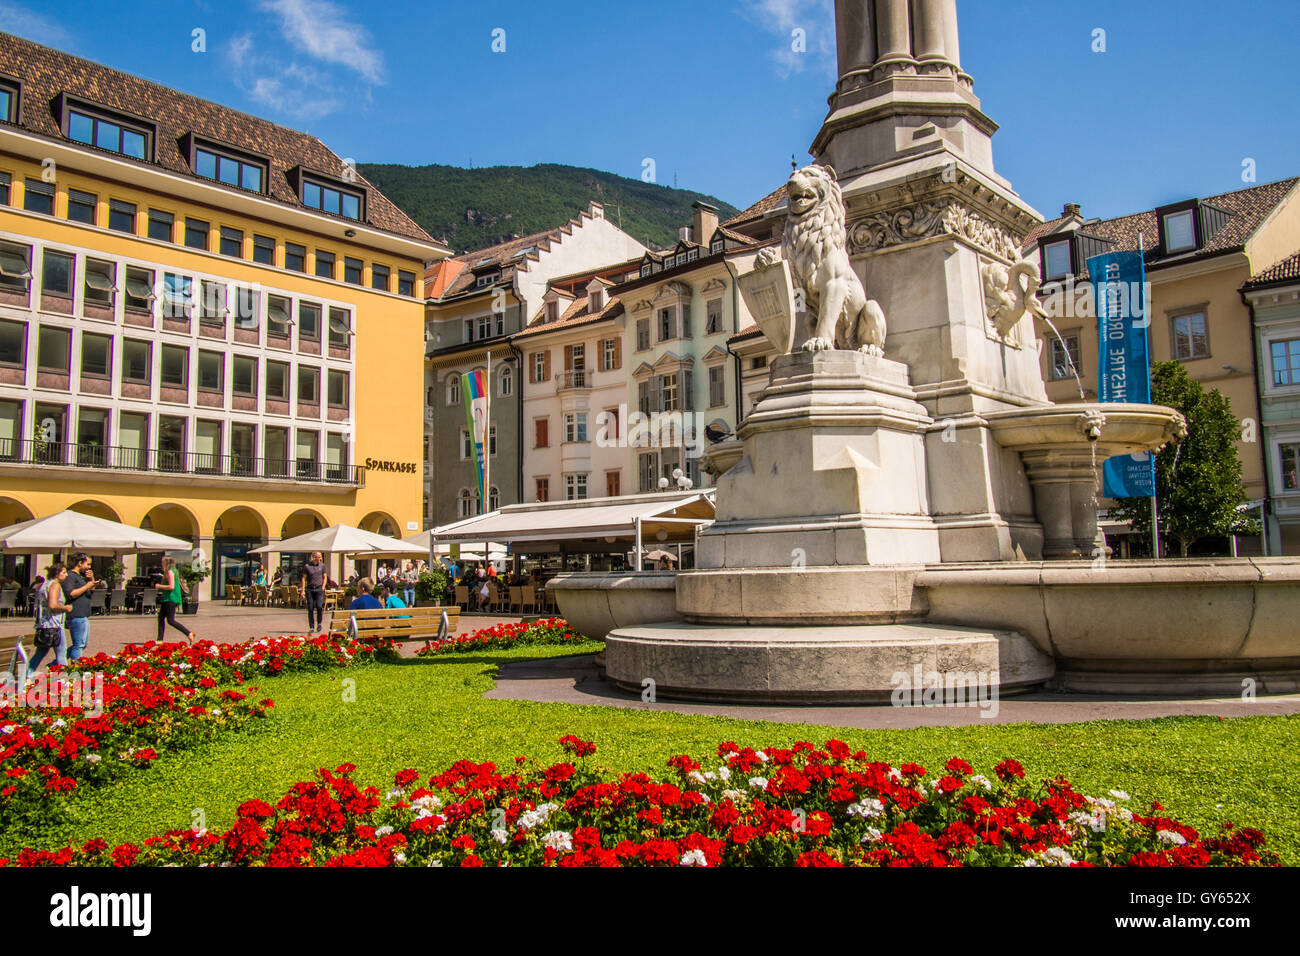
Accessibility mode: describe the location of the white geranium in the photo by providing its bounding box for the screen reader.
[490,829,508,845]
[517,803,558,830]
[968,775,993,792]
[393,852,406,865]
[861,828,884,843]
[686,770,707,786]
[717,766,731,782]
[84,754,101,764]
[748,777,769,790]
[385,788,405,801]
[680,849,708,867]
[1109,790,1130,801]
[427,859,443,868]
[846,799,885,819]
[722,789,746,802]
[1156,829,1187,846]
[375,826,393,838]
[542,830,572,852]
[412,794,443,811]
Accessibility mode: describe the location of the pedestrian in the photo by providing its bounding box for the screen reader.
[63,552,102,661]
[254,565,267,587]
[154,556,195,643]
[29,563,71,673]
[402,562,416,606]
[301,551,327,633]
[348,577,382,610]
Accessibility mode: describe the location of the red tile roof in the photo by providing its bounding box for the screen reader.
[0,31,436,245]
[722,185,787,228]
[1244,251,1300,289]
[513,292,624,340]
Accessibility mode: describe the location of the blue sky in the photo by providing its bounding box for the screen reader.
[2,0,1297,222]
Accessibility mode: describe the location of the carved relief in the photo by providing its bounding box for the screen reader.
[849,200,1021,261]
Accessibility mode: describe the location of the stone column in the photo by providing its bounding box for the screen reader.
[872,0,914,75]
[835,0,877,88]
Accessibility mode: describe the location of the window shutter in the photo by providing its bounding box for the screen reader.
[683,369,695,410]
[638,380,650,415]
[681,305,691,339]
[529,353,538,383]
[564,344,574,371]
[649,375,662,413]
[613,337,622,370]
[536,418,548,447]
[543,350,551,381]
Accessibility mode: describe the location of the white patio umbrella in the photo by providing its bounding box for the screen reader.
[403,530,506,557]
[0,510,194,555]
[247,524,425,558]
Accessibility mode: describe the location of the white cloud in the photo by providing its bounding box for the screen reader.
[258,0,386,85]
[0,1,76,49]
[737,0,835,77]
[226,33,343,122]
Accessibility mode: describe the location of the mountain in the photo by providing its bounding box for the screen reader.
[355,162,740,254]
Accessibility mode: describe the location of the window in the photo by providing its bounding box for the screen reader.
[266,361,289,399]
[447,376,461,405]
[1271,339,1300,388]
[1043,239,1073,280]
[750,355,768,370]
[83,259,114,306]
[1172,311,1210,361]
[42,250,73,295]
[160,344,188,387]
[220,226,243,258]
[163,273,192,318]
[194,421,222,473]
[460,426,497,459]
[157,416,186,471]
[500,365,513,396]
[606,471,621,498]
[298,366,319,403]
[1163,210,1196,253]
[661,373,679,412]
[545,300,559,322]
[564,413,588,444]
[708,366,725,407]
[1282,443,1300,492]
[185,218,209,250]
[298,302,321,340]
[285,242,306,273]
[81,333,110,376]
[200,280,226,322]
[148,209,174,242]
[658,307,676,342]
[535,478,549,502]
[300,177,363,220]
[531,351,549,383]
[198,351,223,392]
[327,370,348,408]
[0,82,15,123]
[125,267,153,312]
[67,188,96,225]
[398,271,416,297]
[296,430,319,478]
[232,355,257,396]
[534,418,549,448]
[108,199,135,233]
[602,338,621,371]
[315,250,335,279]
[477,315,492,340]
[253,234,275,265]
[0,240,29,291]
[267,295,292,336]
[0,172,8,205]
[706,299,723,335]
[67,106,149,159]
[193,145,265,193]
[37,326,70,372]
[328,307,351,348]
[371,264,390,292]
[1050,332,1081,381]
[23,178,53,215]
[344,257,363,285]
[565,473,588,501]
[0,320,23,366]
[458,488,475,517]
[233,287,258,329]
[636,318,651,351]
[121,340,150,382]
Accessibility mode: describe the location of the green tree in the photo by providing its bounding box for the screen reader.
[1112,361,1258,556]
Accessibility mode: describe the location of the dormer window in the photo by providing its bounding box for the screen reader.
[475,272,499,288]
[590,289,605,312]
[191,140,267,194]
[546,300,560,322]
[62,97,152,160]
[299,174,363,221]
[1163,209,1196,253]
[1041,238,1074,281]
[0,77,18,124]
[711,238,724,255]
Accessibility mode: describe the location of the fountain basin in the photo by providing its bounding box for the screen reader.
[549,572,682,643]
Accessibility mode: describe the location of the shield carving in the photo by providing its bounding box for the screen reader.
[737,258,798,355]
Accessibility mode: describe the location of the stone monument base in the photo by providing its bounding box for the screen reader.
[604,620,1052,705]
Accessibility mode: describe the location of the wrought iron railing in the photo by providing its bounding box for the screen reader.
[0,439,364,486]
[555,369,590,390]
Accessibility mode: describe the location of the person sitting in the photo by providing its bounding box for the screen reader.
[254,565,268,587]
[271,566,283,587]
[381,582,407,611]
[348,578,383,610]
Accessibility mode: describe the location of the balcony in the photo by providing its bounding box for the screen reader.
[555,369,591,392]
[0,439,365,489]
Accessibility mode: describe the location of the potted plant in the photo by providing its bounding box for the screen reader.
[104,561,125,590]
[415,567,449,607]
[177,553,212,615]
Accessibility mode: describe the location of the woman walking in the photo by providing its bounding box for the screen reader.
[154,556,196,644]
[29,563,71,672]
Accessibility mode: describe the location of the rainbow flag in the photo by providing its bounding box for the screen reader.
[462,368,489,510]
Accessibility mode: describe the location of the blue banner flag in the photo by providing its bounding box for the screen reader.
[1088,250,1156,498]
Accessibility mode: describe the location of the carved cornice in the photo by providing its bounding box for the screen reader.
[849,199,1021,261]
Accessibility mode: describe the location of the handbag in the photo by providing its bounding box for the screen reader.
[34,626,62,650]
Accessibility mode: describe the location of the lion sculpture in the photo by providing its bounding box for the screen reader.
[757,164,887,355]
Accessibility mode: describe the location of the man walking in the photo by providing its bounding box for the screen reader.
[302,551,327,633]
[64,552,101,661]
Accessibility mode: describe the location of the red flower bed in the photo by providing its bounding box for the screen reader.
[1,634,389,828]
[3,737,1275,867]
[416,618,587,656]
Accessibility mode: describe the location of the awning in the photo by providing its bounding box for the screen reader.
[430,491,714,550]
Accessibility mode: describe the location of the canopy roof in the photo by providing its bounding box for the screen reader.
[0,510,194,555]
[429,492,714,551]
[249,524,425,558]
[402,531,507,556]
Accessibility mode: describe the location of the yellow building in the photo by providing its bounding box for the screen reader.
[1027,177,1300,556]
[0,34,447,595]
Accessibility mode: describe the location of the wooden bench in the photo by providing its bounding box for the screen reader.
[327,605,460,644]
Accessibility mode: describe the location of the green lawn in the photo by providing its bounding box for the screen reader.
[8,644,1300,863]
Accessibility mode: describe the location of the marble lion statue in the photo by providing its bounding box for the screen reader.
[758,164,887,355]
